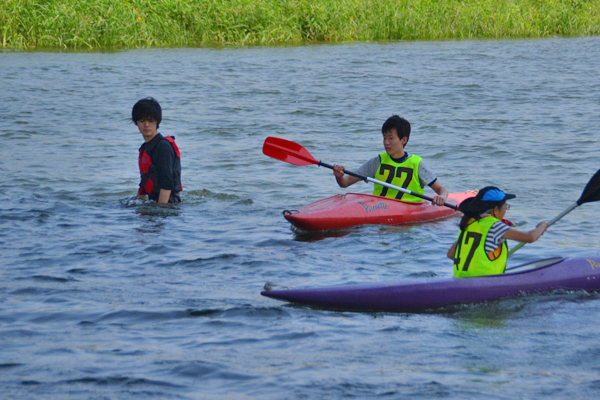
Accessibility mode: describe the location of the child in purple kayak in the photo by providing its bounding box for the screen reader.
[447,186,547,277]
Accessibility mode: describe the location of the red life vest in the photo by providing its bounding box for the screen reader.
[138,135,182,197]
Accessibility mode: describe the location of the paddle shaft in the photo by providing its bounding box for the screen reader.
[317,161,458,210]
[507,202,579,256]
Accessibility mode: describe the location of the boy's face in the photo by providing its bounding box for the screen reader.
[136,118,158,142]
[383,128,408,159]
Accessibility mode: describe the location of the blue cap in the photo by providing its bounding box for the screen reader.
[459,186,516,215]
[480,188,515,202]
[476,186,516,202]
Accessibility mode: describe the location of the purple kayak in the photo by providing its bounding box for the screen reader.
[261,257,600,312]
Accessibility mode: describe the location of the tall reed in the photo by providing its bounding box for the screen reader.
[2,0,599,49]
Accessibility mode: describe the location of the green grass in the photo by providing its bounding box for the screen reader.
[2,0,600,49]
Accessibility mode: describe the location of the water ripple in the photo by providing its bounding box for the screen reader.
[2,37,600,399]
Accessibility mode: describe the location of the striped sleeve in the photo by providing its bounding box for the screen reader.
[485,221,511,253]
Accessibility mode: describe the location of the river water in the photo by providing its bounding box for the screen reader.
[1,37,600,399]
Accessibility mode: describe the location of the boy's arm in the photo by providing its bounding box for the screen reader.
[333,164,362,188]
[429,180,449,206]
[333,157,380,188]
[154,141,176,202]
[157,189,172,204]
[419,161,448,206]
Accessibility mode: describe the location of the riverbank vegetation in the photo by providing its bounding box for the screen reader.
[2,0,599,49]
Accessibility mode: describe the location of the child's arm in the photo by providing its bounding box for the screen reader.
[447,241,457,259]
[429,180,449,206]
[333,164,362,188]
[502,222,548,243]
[157,189,172,204]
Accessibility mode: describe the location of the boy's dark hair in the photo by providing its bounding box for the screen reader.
[132,97,162,128]
[382,115,411,145]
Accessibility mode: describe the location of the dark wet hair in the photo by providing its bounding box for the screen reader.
[381,115,411,145]
[132,97,162,128]
[458,201,506,230]
[457,186,513,230]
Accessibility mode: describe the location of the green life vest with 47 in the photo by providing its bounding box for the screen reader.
[373,153,423,202]
[453,216,508,278]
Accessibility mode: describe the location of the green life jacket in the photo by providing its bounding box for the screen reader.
[453,216,508,278]
[373,153,424,202]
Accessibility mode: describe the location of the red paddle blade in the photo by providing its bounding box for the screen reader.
[262,137,319,166]
[577,169,600,205]
[501,218,514,227]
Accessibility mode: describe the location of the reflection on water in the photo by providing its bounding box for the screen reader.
[292,228,354,242]
[449,289,600,329]
[447,299,528,329]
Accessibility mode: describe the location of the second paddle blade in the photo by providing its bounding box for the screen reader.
[577,169,600,205]
[262,137,319,166]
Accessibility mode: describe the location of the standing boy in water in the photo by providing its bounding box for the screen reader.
[132,97,182,204]
[333,115,448,205]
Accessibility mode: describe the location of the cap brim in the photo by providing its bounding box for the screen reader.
[504,193,516,200]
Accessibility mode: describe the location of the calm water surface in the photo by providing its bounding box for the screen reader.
[1,37,600,399]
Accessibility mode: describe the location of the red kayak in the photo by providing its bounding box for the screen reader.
[284,191,476,231]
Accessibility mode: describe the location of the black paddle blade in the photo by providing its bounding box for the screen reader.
[577,169,600,205]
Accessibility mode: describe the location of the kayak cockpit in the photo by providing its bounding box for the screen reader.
[503,257,565,275]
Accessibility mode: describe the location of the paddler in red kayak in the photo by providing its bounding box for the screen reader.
[333,115,449,206]
[447,187,548,277]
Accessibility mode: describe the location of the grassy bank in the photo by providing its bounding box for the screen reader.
[2,0,600,49]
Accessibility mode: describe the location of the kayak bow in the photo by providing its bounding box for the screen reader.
[284,191,476,231]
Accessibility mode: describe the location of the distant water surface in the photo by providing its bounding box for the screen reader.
[1,37,600,399]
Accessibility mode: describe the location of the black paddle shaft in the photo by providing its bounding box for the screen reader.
[318,161,368,181]
[317,161,458,210]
